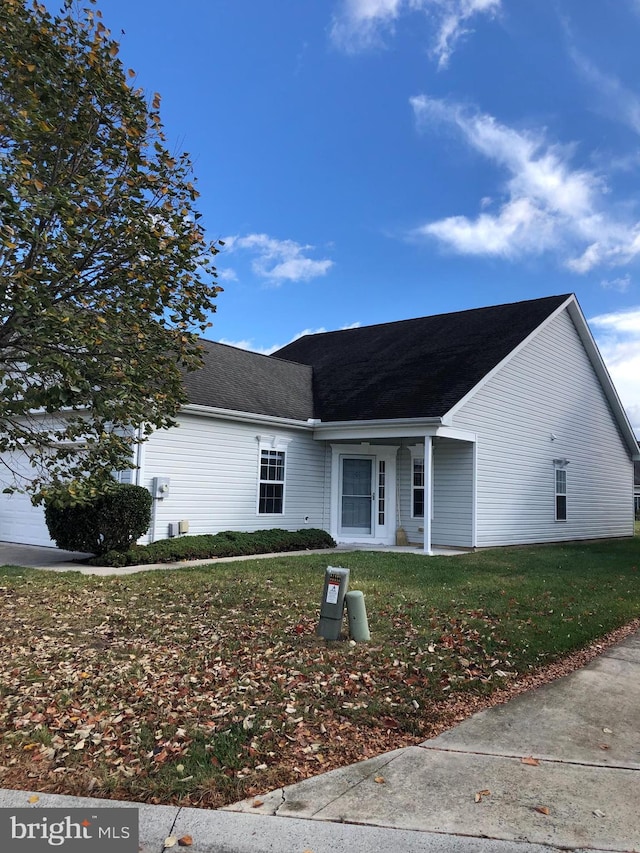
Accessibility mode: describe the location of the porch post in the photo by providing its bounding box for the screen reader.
[423,435,433,555]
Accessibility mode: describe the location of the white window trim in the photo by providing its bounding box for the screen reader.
[409,444,430,521]
[256,435,291,516]
[329,443,399,544]
[553,458,569,522]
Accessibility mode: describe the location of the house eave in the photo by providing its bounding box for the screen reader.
[181,403,314,430]
[311,416,475,442]
[564,299,640,459]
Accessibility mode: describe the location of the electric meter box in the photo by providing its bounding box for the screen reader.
[317,566,350,640]
[152,476,170,499]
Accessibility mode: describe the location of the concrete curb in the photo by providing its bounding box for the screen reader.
[0,788,579,852]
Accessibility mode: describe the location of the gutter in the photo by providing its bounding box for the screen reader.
[181,404,314,430]
[312,415,444,430]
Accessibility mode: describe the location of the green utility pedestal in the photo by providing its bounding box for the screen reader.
[345,590,370,642]
[317,567,350,640]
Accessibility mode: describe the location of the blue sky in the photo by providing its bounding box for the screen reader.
[81,1,639,431]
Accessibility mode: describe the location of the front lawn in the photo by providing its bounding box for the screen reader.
[0,539,638,808]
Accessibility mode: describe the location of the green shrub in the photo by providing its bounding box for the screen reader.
[45,484,152,555]
[88,527,336,566]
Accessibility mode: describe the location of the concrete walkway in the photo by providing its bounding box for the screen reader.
[0,630,638,852]
[0,541,466,575]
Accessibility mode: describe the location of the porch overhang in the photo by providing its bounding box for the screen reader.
[319,421,478,556]
[312,417,476,443]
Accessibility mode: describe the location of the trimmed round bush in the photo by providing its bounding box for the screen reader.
[44,484,152,555]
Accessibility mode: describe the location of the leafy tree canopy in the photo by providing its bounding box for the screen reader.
[0,0,222,505]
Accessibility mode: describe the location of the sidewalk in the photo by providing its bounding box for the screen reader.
[0,541,465,576]
[1,630,638,852]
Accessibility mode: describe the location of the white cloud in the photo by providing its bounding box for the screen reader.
[331,0,501,68]
[569,46,640,137]
[217,268,238,282]
[217,337,267,352]
[220,322,362,356]
[601,275,631,293]
[431,0,502,69]
[421,197,555,257]
[223,233,334,285]
[411,95,640,271]
[590,308,640,434]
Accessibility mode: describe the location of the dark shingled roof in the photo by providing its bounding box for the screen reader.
[272,295,571,422]
[182,340,314,421]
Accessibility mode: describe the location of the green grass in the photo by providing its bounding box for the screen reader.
[0,537,638,807]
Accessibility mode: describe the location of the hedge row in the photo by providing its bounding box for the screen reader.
[88,527,337,567]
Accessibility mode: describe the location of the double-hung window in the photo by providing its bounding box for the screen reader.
[554,460,568,521]
[412,458,425,518]
[257,436,290,515]
[409,445,425,519]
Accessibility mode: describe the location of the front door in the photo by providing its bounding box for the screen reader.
[340,456,374,537]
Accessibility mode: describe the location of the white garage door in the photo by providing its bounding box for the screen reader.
[0,451,55,547]
[0,490,53,546]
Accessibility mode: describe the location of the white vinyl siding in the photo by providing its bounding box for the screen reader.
[397,445,421,544]
[142,413,326,542]
[452,309,634,546]
[432,439,474,548]
[394,439,474,548]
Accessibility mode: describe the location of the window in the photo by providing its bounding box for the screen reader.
[259,449,285,514]
[554,463,567,521]
[378,460,386,526]
[412,458,424,518]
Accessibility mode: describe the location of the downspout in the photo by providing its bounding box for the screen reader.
[134,425,154,543]
[134,425,144,486]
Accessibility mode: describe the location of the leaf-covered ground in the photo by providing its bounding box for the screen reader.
[0,541,638,808]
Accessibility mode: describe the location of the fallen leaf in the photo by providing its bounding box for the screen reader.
[521,756,540,766]
[534,806,550,815]
[28,795,39,803]
[178,836,193,847]
[252,799,264,808]
[474,789,491,802]
[164,837,177,848]
[374,776,385,784]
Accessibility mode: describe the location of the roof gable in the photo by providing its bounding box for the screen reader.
[273,295,571,422]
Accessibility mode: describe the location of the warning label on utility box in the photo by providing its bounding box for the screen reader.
[326,581,340,604]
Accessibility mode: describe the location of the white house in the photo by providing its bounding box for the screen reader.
[1,294,638,552]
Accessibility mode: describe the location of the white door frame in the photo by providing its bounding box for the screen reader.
[330,444,399,544]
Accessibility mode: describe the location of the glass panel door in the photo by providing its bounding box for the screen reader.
[340,457,373,535]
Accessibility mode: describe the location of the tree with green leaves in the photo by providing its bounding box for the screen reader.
[0,0,222,505]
